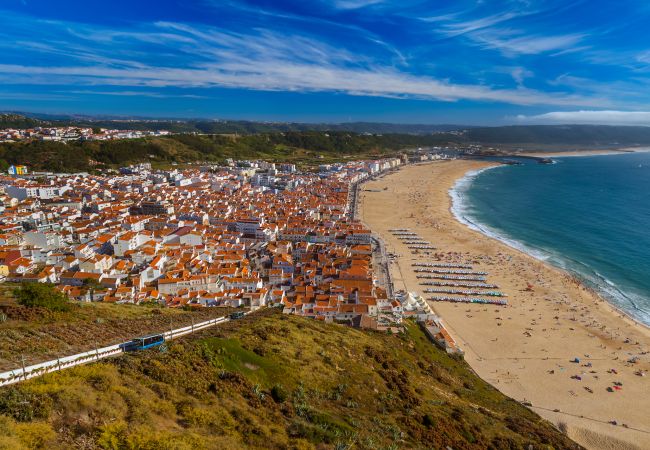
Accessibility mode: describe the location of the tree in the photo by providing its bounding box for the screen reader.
[13,283,71,312]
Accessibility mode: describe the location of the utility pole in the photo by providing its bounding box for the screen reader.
[21,354,27,380]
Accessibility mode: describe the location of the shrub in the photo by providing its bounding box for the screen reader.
[13,283,70,312]
[97,420,128,449]
[15,422,56,449]
[0,389,52,422]
[271,385,288,403]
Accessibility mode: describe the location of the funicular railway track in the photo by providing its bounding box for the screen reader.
[0,311,252,387]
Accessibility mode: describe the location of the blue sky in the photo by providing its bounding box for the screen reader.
[2,0,650,124]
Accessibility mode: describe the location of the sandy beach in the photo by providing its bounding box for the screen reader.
[360,160,650,450]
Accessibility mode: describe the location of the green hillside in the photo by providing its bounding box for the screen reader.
[0,132,453,172]
[0,283,236,371]
[0,308,581,449]
[5,113,649,172]
[0,114,45,130]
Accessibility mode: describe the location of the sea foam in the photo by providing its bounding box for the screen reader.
[449,161,650,327]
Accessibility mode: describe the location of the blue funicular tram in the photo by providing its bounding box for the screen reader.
[120,333,165,352]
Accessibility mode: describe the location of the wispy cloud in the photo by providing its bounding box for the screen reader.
[0,61,604,107]
[63,90,207,99]
[473,31,586,56]
[0,91,72,101]
[515,110,650,126]
[330,0,384,9]
[0,16,607,107]
[424,11,521,37]
[0,0,647,118]
[511,67,533,85]
[424,4,588,56]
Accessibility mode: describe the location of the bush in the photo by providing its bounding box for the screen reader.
[13,283,70,312]
[271,385,288,404]
[15,422,56,449]
[97,420,128,449]
[0,389,52,422]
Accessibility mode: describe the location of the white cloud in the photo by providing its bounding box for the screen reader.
[0,61,607,107]
[425,11,520,37]
[0,19,607,108]
[511,67,533,85]
[331,0,384,9]
[636,50,650,64]
[515,110,650,126]
[63,90,207,99]
[423,7,587,56]
[472,30,586,55]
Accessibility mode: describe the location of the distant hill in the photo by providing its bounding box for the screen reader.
[91,120,469,135]
[8,112,650,145]
[3,112,470,135]
[5,113,650,169]
[0,131,457,172]
[0,113,46,129]
[0,308,582,449]
[465,125,650,147]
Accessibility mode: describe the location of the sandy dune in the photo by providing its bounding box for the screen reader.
[360,160,650,450]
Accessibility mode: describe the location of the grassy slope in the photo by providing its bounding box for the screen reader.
[0,132,455,172]
[0,286,236,370]
[0,309,581,449]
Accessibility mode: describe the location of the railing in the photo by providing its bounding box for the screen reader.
[0,312,249,388]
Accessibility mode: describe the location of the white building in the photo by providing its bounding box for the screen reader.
[6,185,72,200]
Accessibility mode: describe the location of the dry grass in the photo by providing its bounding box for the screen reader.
[0,308,583,449]
[0,287,237,370]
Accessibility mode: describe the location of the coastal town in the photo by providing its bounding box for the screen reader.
[5,1,650,448]
[0,125,171,143]
[1,139,649,447]
[0,152,460,341]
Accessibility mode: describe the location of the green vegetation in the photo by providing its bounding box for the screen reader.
[0,114,44,130]
[5,112,650,172]
[7,113,467,135]
[13,284,70,313]
[6,112,647,172]
[0,132,453,172]
[0,285,236,370]
[0,309,581,449]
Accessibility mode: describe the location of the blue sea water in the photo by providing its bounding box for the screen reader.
[451,152,650,326]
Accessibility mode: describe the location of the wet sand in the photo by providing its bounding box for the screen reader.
[360,160,650,450]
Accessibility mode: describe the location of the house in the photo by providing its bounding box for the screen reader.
[79,254,113,273]
[113,231,149,257]
[8,165,28,176]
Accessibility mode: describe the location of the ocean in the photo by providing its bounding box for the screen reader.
[451,151,650,326]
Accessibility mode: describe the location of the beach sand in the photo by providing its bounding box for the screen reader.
[360,160,650,450]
